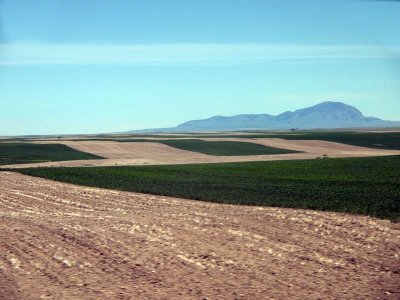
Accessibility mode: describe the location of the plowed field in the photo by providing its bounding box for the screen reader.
[1,172,399,299]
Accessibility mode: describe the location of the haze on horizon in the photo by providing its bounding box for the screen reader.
[0,0,399,135]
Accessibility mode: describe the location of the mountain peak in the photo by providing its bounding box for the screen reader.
[286,101,364,121]
[297,101,361,113]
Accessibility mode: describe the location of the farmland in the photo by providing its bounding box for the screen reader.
[1,130,400,299]
[114,131,400,150]
[3,132,400,169]
[132,139,300,156]
[3,131,400,150]
[15,155,400,221]
[0,143,103,165]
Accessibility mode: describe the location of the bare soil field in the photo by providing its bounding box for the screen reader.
[0,171,399,299]
[2,138,400,169]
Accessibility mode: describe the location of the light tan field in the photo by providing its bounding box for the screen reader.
[2,138,400,169]
[0,171,399,299]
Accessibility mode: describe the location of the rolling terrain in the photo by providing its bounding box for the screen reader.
[0,172,399,299]
[1,131,400,299]
[2,137,400,169]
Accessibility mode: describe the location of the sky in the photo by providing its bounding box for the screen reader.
[0,0,399,135]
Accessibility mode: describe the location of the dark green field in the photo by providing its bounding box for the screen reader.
[0,143,103,165]
[141,139,300,156]
[14,155,400,221]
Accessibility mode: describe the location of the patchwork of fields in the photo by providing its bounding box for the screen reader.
[1,130,400,299]
[6,130,399,149]
[2,132,400,168]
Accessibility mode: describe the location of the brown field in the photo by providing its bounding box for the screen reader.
[0,171,399,299]
[3,138,400,168]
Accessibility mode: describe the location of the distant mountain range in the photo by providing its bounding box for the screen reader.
[129,101,400,132]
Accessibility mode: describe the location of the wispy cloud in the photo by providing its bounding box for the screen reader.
[0,43,399,66]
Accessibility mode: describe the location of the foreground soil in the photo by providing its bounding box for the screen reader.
[0,172,399,299]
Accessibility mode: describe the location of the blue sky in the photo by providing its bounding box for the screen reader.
[0,0,399,135]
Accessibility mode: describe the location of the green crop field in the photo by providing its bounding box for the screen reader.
[13,155,400,221]
[135,139,300,156]
[0,143,103,165]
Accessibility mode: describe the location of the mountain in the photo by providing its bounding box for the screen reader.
[128,101,400,132]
